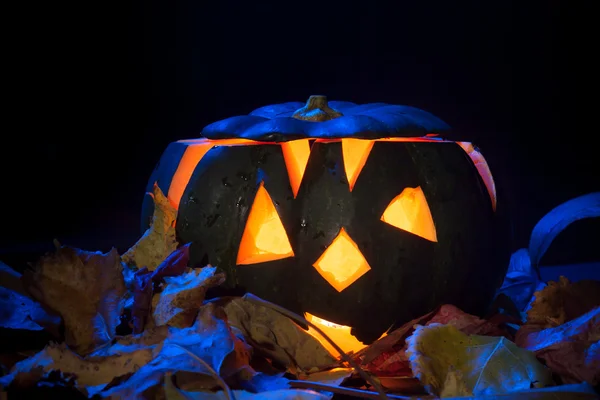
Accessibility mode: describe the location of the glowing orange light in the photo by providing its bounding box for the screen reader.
[457,142,497,211]
[281,139,311,198]
[381,186,438,242]
[305,312,369,356]
[236,181,294,265]
[313,228,371,292]
[168,143,213,209]
[169,136,447,208]
[169,139,257,209]
[341,139,375,191]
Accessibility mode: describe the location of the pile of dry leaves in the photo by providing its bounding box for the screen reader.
[0,186,598,399]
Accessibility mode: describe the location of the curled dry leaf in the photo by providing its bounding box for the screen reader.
[152,266,226,328]
[22,244,127,355]
[152,243,192,282]
[122,182,179,271]
[406,323,553,398]
[516,306,600,386]
[222,297,337,372]
[525,276,600,329]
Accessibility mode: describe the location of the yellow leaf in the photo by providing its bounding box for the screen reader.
[22,245,127,355]
[406,323,553,398]
[122,183,179,271]
[151,267,226,328]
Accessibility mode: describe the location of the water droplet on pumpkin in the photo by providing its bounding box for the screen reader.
[222,177,231,187]
[300,218,307,228]
[181,218,189,230]
[236,197,244,207]
[236,172,249,181]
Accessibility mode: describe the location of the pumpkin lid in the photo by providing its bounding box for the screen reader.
[201,95,451,142]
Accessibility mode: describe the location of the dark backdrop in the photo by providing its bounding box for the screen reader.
[2,1,598,268]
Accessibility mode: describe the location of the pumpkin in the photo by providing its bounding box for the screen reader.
[141,96,509,345]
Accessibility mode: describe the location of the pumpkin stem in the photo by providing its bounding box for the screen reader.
[292,95,343,122]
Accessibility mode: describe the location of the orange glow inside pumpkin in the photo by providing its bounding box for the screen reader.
[313,228,371,292]
[280,139,311,198]
[168,139,256,209]
[381,186,438,242]
[304,312,369,356]
[457,142,497,211]
[236,181,294,265]
[168,136,450,209]
[341,139,375,191]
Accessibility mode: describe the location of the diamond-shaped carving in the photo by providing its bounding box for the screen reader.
[313,228,371,292]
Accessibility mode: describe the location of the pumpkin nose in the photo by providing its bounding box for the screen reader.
[312,228,371,292]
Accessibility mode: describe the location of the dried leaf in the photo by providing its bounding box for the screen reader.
[358,304,512,383]
[132,267,154,334]
[22,245,127,355]
[426,304,513,337]
[0,342,153,396]
[152,267,226,328]
[0,286,61,334]
[88,325,170,358]
[122,183,179,271]
[440,383,600,399]
[496,249,542,313]
[406,323,553,398]
[152,243,192,282]
[99,303,250,398]
[222,297,337,372]
[0,261,26,295]
[516,306,600,385]
[525,276,600,329]
[168,388,330,399]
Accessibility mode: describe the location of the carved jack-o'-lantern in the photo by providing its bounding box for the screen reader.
[141,96,509,349]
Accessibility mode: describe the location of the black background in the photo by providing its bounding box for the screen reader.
[2,1,598,267]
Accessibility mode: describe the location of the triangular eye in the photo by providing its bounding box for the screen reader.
[380,186,438,242]
[237,181,294,265]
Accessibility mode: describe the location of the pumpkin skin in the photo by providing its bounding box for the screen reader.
[141,98,509,343]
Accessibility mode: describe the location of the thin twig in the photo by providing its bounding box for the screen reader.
[165,343,236,400]
[243,293,389,400]
[289,380,420,399]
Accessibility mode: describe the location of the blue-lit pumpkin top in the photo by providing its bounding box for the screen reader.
[201,95,451,142]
